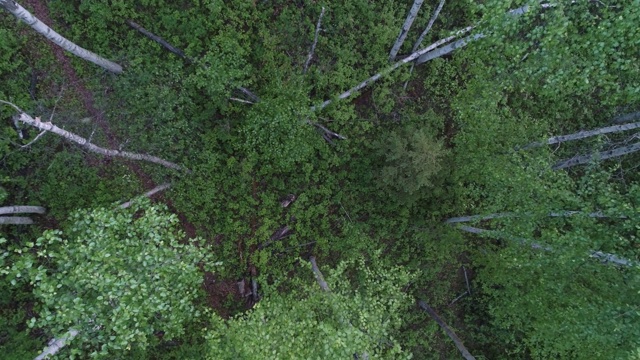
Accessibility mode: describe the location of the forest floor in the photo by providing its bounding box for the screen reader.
[23,0,244,318]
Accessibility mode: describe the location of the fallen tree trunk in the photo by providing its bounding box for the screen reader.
[0,216,34,225]
[455,225,635,267]
[0,0,122,73]
[1,101,187,172]
[418,300,476,360]
[0,205,46,215]
[520,121,640,150]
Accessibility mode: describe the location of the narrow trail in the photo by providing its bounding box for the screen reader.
[23,0,197,238]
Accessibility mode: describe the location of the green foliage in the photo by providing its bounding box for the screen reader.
[207,255,413,359]
[377,121,447,205]
[5,199,218,357]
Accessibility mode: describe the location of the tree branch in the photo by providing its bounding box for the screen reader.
[418,300,476,360]
[446,210,622,223]
[309,256,330,292]
[304,7,325,74]
[126,19,192,63]
[119,183,172,209]
[389,0,425,61]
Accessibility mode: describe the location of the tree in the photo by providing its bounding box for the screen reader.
[0,0,122,73]
[206,255,413,359]
[3,198,217,357]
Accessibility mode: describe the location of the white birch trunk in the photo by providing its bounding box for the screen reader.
[389,0,425,61]
[0,205,46,215]
[0,0,123,74]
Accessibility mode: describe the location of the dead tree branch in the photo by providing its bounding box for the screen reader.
[612,111,640,124]
[304,7,325,73]
[119,183,172,209]
[309,256,330,292]
[0,0,122,73]
[418,300,476,360]
[126,19,192,63]
[312,31,463,111]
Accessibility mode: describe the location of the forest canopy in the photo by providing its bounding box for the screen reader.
[0,0,639,359]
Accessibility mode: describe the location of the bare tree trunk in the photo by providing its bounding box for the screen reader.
[389,0,425,61]
[119,183,172,209]
[0,216,34,224]
[1,101,186,172]
[553,142,640,170]
[0,205,45,215]
[126,20,192,63]
[34,328,78,360]
[418,300,476,360]
[0,0,122,74]
[520,121,640,150]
